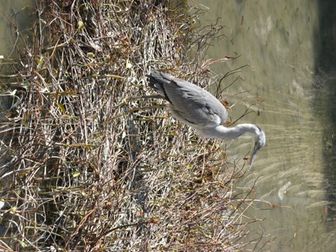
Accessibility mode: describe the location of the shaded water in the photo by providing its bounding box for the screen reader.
[0,1,35,111]
[193,0,336,251]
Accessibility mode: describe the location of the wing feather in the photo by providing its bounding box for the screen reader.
[158,73,228,129]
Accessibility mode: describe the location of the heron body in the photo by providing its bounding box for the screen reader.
[147,70,266,164]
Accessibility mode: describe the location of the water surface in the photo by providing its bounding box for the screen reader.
[193,0,336,251]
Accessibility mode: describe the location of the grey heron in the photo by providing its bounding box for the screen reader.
[147,70,266,165]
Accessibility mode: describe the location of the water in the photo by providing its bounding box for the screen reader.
[0,1,35,113]
[0,0,35,62]
[193,0,336,251]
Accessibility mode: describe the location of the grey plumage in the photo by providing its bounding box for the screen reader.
[148,71,228,129]
[147,70,266,165]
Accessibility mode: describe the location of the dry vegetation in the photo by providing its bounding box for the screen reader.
[0,0,253,251]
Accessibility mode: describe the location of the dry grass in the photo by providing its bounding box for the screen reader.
[0,0,253,251]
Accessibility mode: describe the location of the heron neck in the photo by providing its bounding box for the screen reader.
[200,123,259,139]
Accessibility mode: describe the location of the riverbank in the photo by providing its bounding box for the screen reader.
[0,1,251,250]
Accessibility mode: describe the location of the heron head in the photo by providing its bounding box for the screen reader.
[249,127,266,166]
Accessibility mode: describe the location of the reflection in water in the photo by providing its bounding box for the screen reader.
[194,0,336,251]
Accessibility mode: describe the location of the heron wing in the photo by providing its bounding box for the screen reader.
[159,73,228,129]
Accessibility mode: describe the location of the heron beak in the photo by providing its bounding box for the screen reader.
[249,140,261,166]
[249,129,266,167]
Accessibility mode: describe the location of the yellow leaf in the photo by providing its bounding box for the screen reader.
[125,60,133,69]
[78,20,84,30]
[72,171,81,178]
[37,56,45,70]
[87,52,95,58]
